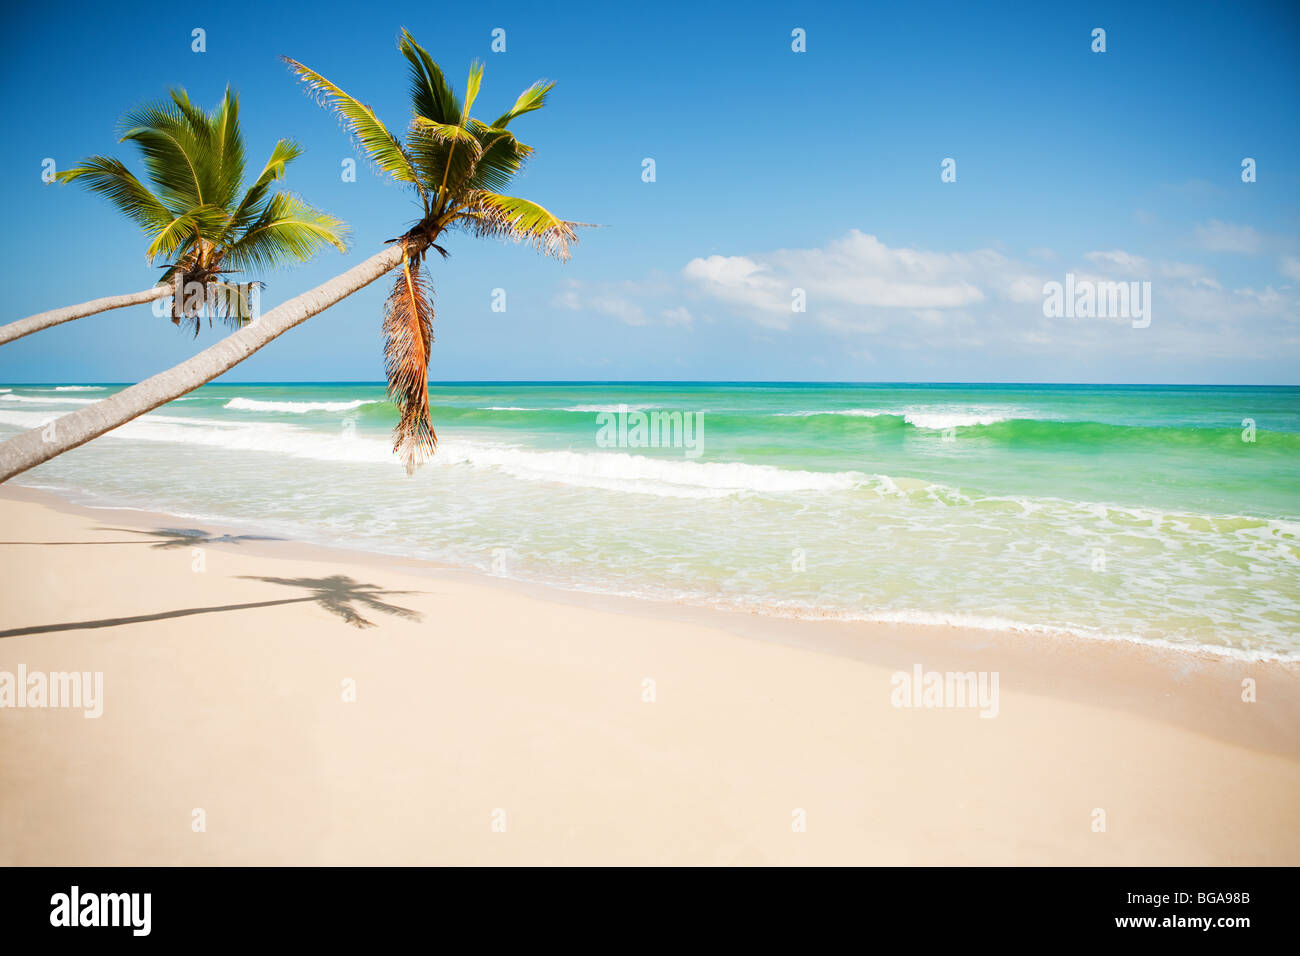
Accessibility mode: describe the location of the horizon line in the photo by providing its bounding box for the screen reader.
[3,380,1299,389]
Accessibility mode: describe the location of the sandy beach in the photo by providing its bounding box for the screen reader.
[0,486,1296,865]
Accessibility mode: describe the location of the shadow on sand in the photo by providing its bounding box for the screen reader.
[0,573,423,638]
[239,575,423,629]
[0,527,284,548]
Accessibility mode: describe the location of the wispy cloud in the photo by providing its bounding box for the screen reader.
[554,277,698,329]
[550,229,1299,371]
[1194,219,1262,254]
[681,230,1042,331]
[1084,250,1149,275]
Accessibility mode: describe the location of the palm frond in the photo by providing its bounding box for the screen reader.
[399,29,461,125]
[211,85,246,211]
[453,191,579,260]
[408,116,484,201]
[54,157,173,233]
[410,116,482,152]
[460,61,484,119]
[489,80,554,129]
[228,138,304,234]
[383,250,436,474]
[165,89,212,140]
[281,55,425,204]
[464,126,534,193]
[222,192,349,273]
[144,205,231,262]
[209,279,262,329]
[118,94,212,209]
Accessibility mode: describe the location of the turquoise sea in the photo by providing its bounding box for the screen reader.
[2,382,1297,660]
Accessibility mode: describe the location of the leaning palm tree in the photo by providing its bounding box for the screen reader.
[283,30,580,469]
[0,86,347,346]
[0,32,578,484]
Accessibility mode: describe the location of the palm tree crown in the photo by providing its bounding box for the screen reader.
[56,87,349,334]
[284,29,581,473]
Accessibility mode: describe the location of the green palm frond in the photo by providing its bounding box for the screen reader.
[400,28,461,125]
[460,61,484,119]
[408,116,484,200]
[410,116,482,151]
[58,86,348,316]
[222,192,349,273]
[282,55,425,206]
[464,127,534,193]
[489,81,554,129]
[116,127,203,209]
[228,138,304,234]
[164,89,212,138]
[453,191,579,260]
[145,205,232,262]
[54,157,173,231]
[210,86,246,211]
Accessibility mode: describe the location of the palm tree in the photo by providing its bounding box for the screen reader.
[283,29,581,470]
[0,32,579,483]
[0,87,347,345]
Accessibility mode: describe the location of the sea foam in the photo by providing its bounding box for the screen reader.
[223,397,380,413]
[1,394,98,405]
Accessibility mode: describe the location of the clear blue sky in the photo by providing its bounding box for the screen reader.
[2,0,1297,384]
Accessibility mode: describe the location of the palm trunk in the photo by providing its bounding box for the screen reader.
[0,286,171,346]
[0,246,404,483]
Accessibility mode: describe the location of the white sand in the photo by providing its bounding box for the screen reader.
[1,489,1297,864]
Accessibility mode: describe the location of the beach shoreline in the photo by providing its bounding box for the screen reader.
[2,484,1298,864]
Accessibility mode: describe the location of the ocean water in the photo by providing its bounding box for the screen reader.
[2,382,1298,660]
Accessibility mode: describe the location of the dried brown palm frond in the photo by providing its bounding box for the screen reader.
[162,248,262,336]
[383,244,436,474]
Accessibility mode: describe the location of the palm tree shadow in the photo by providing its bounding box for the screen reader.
[0,527,285,548]
[239,574,423,629]
[103,527,285,549]
[0,574,422,638]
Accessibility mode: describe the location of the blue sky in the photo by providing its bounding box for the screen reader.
[1,0,1297,384]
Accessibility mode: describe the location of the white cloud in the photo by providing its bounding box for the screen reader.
[554,278,690,328]
[1233,286,1284,307]
[1279,256,1300,282]
[1157,260,1221,290]
[589,296,647,325]
[680,255,791,328]
[693,231,1300,362]
[1084,250,1150,275]
[554,281,647,325]
[1194,220,1262,254]
[681,230,1045,331]
[1008,277,1044,303]
[552,228,1300,369]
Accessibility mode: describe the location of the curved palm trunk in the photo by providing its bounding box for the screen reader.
[0,246,403,483]
[0,286,171,346]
